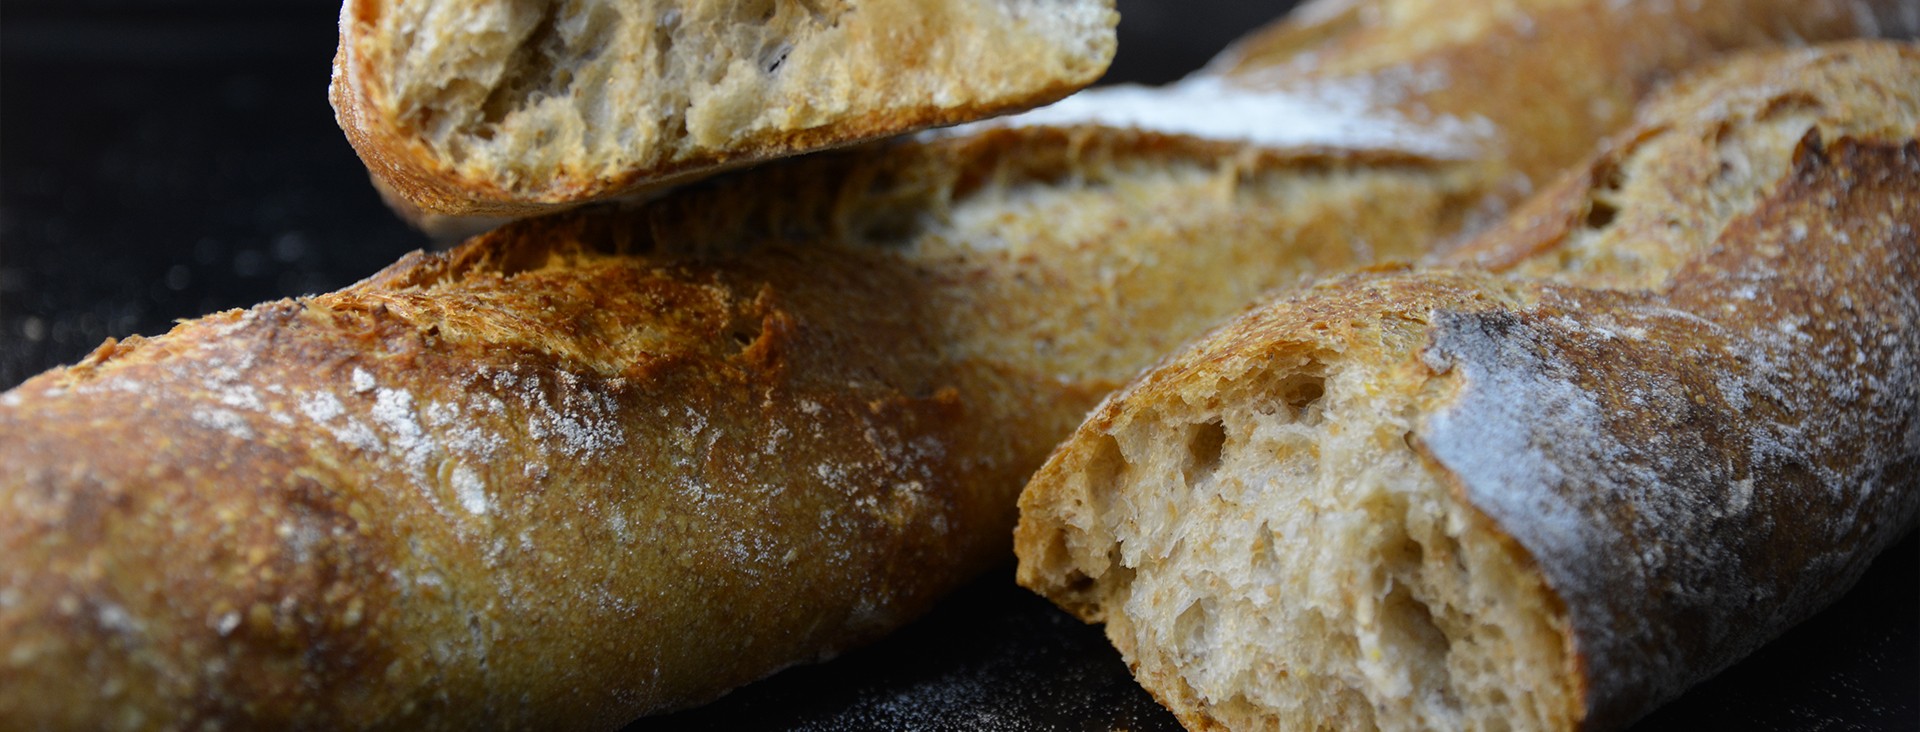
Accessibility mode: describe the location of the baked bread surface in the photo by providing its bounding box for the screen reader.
[1013,41,1920,731]
[329,0,1118,219]
[4,1,1912,729]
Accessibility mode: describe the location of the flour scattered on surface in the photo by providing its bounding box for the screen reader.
[216,384,265,412]
[426,399,506,459]
[190,407,255,440]
[517,373,626,457]
[213,611,242,637]
[95,602,142,635]
[368,386,447,514]
[607,511,631,543]
[351,367,377,393]
[300,391,346,422]
[452,465,490,516]
[372,388,427,456]
[943,76,1488,159]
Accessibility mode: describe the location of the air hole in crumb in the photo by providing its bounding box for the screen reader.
[475,6,565,129]
[727,0,777,24]
[1584,199,1619,230]
[1579,158,1627,230]
[1087,434,1128,486]
[1174,599,1213,658]
[759,42,793,74]
[1437,532,1467,577]
[1213,694,1260,721]
[1485,688,1511,728]
[1106,548,1132,584]
[654,11,678,58]
[799,0,843,25]
[1250,521,1282,572]
[1187,420,1227,480]
[1083,434,1129,523]
[1279,374,1326,424]
[1391,535,1426,571]
[1382,583,1451,677]
[1063,569,1095,595]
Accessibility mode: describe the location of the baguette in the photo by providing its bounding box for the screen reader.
[329,0,1118,221]
[5,1,1908,729]
[1013,41,1920,731]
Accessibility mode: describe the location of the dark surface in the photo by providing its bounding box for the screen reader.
[1,2,1914,730]
[641,542,1920,731]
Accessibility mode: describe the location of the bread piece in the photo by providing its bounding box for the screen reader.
[329,0,1118,220]
[0,138,1463,732]
[1014,41,1920,731]
[1041,0,1919,197]
[4,2,1907,729]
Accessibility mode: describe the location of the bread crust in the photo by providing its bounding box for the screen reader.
[1014,41,1920,730]
[0,222,1027,729]
[1213,0,1919,192]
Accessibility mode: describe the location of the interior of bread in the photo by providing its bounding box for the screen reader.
[1023,336,1580,730]
[363,0,1114,195]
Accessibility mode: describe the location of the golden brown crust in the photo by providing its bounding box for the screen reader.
[0,229,1007,729]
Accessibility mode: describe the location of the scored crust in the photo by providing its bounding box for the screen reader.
[329,0,1118,220]
[1014,41,1920,731]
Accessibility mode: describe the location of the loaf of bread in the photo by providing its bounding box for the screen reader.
[1014,41,1920,731]
[4,1,1908,729]
[329,0,1118,221]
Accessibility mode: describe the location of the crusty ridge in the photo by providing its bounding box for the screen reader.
[1014,41,1920,731]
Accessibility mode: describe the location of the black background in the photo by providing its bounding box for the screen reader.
[1,1,1914,729]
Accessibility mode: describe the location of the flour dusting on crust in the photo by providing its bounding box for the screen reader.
[1416,138,1920,722]
[944,76,1488,158]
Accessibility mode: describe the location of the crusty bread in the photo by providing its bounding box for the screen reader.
[1114,0,1920,200]
[1013,41,1920,731]
[4,2,1909,729]
[329,0,1118,220]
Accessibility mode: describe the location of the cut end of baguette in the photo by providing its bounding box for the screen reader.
[1016,302,1582,731]
[334,0,1117,216]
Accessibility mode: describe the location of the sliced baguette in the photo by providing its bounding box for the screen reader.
[1013,41,1920,731]
[329,0,1118,220]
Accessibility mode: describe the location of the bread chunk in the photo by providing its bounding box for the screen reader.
[1015,42,1920,731]
[330,0,1118,219]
